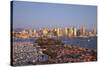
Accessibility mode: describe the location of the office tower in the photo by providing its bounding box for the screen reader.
[52,28,57,36]
[68,27,73,37]
[93,27,97,36]
[56,28,62,37]
[42,28,48,36]
[28,29,33,37]
[80,26,86,36]
[64,27,68,36]
[73,27,77,37]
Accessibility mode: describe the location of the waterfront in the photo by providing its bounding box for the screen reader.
[11,1,97,66]
[13,36,97,50]
[12,36,97,66]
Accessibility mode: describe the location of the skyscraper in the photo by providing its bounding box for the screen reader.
[73,27,77,37]
[64,27,68,36]
[68,27,73,37]
[42,28,48,36]
[80,26,86,36]
[56,28,63,37]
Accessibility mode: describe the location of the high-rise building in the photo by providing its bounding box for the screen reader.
[80,26,86,36]
[56,28,60,36]
[77,30,81,36]
[64,27,68,36]
[56,28,62,37]
[33,29,36,37]
[52,28,57,36]
[73,27,77,37]
[28,29,33,37]
[68,27,73,37]
[42,28,48,36]
[33,29,36,35]
[93,27,97,36]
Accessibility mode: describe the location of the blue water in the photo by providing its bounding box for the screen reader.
[60,37,97,49]
[13,37,97,49]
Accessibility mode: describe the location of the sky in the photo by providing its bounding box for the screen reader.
[12,1,97,30]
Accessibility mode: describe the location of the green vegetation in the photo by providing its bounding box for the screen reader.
[35,37,64,59]
[35,37,64,46]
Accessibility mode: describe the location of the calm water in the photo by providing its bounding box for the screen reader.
[60,37,97,49]
[13,36,97,49]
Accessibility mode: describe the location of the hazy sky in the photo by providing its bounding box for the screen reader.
[12,1,97,30]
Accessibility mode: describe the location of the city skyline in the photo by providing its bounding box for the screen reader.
[11,1,97,66]
[12,1,97,30]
